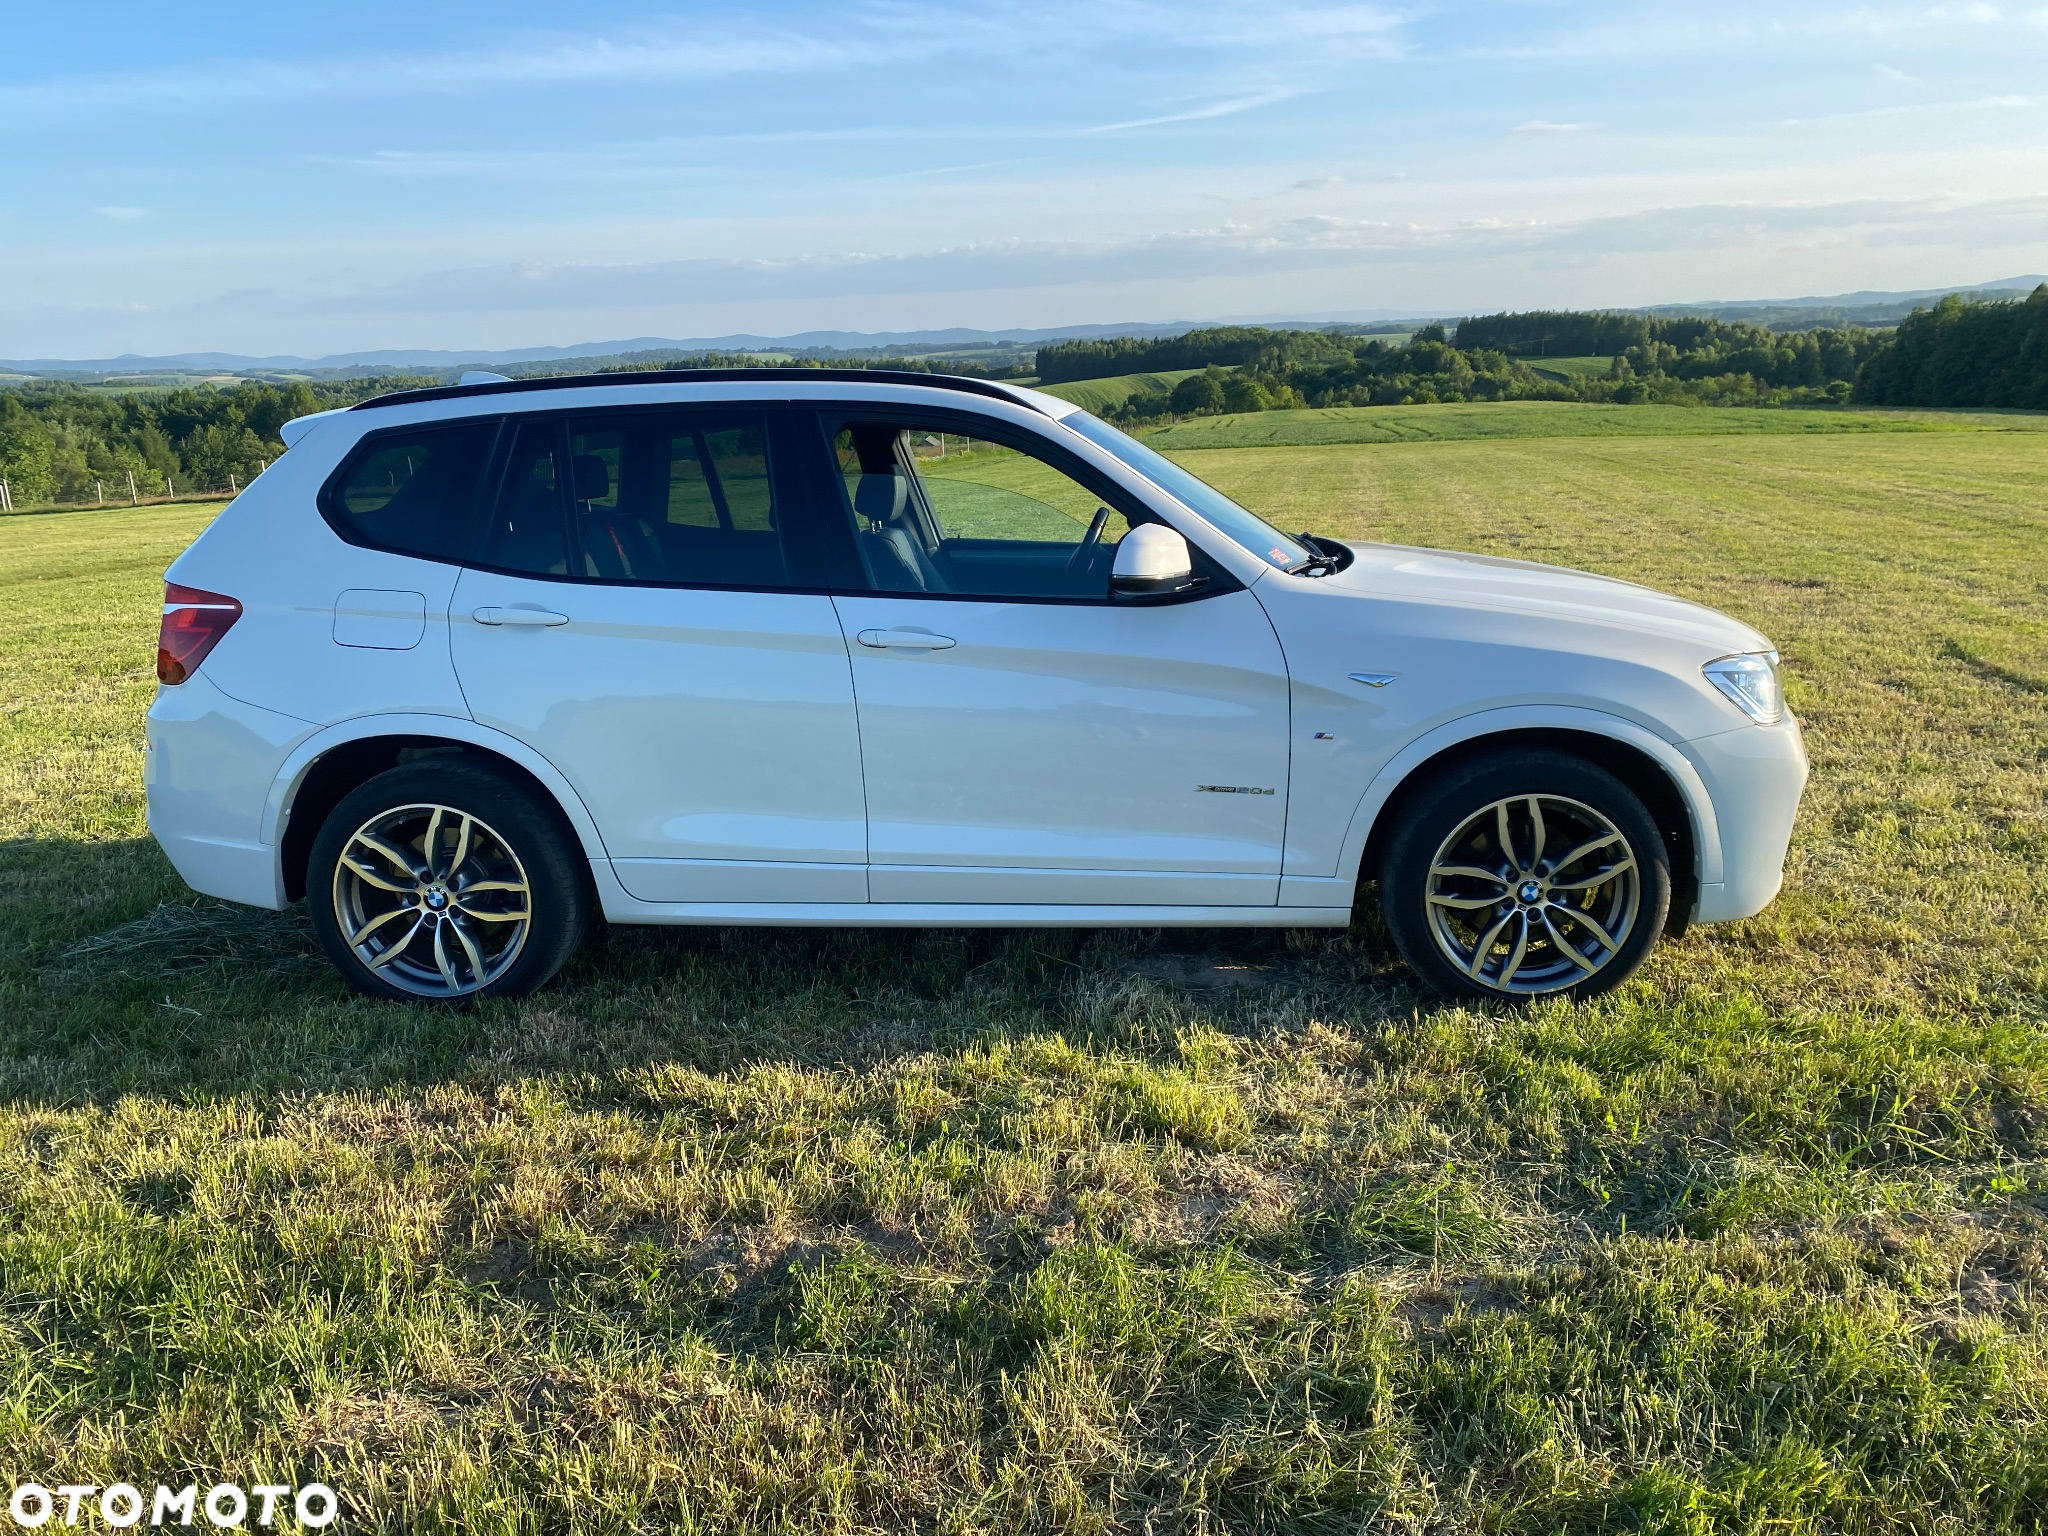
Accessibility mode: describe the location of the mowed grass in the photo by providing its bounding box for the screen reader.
[1524,356,1617,382]
[2,405,2047,1532]
[1142,398,2048,450]
[1036,368,1211,415]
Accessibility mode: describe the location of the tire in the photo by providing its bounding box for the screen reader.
[306,759,591,1004]
[1378,749,1671,1003]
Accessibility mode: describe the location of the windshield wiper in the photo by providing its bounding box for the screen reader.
[1290,532,1352,576]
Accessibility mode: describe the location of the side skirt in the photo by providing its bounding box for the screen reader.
[591,863,1350,928]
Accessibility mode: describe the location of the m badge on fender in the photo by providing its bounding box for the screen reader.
[1196,785,1275,795]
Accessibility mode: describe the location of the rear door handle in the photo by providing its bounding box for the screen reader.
[856,628,956,650]
[473,606,569,627]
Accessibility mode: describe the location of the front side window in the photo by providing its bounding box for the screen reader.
[324,420,496,562]
[827,417,1134,600]
[565,412,785,587]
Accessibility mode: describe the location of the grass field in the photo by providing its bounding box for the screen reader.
[1524,356,1615,383]
[1035,368,1211,414]
[3,404,2047,1532]
[1139,398,2048,451]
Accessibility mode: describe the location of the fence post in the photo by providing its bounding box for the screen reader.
[97,480,105,505]
[166,477,174,500]
[229,474,238,496]
[127,470,138,506]
[1,480,11,513]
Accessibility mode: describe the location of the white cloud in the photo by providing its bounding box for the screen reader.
[93,206,146,221]
[144,193,2047,320]
[1512,120,1594,134]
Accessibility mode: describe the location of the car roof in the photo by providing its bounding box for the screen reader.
[347,367,1070,418]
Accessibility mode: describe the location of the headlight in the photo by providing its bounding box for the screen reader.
[1702,650,1784,725]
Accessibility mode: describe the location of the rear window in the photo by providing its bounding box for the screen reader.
[323,421,497,562]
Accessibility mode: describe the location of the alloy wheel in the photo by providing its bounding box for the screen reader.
[330,802,532,998]
[1423,793,1642,996]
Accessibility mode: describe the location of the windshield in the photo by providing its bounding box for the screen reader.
[1060,411,1313,572]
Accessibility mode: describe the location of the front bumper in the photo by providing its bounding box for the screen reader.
[1683,714,1808,923]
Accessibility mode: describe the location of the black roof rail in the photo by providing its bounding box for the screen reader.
[348,367,1046,413]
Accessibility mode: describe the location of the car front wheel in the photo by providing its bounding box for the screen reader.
[307,760,590,1003]
[1379,749,1671,1003]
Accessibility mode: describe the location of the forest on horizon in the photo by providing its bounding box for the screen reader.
[1,288,2042,508]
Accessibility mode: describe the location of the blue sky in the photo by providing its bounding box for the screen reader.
[3,1,2045,358]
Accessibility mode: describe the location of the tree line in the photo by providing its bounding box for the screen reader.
[1855,286,2048,409]
[0,355,1005,509]
[0,378,436,507]
[3,292,2040,508]
[1041,287,2048,420]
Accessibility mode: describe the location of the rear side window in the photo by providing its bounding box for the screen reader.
[563,411,787,587]
[323,421,496,562]
[482,419,571,577]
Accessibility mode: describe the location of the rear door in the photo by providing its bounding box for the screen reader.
[814,409,1292,907]
[449,406,871,904]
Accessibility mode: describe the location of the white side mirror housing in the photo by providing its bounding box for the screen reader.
[1110,524,1197,597]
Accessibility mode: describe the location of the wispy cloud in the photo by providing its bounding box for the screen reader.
[93,206,146,221]
[1461,2,2048,62]
[1512,119,1594,134]
[1086,91,1304,133]
[0,2,1412,124]
[1774,92,2033,127]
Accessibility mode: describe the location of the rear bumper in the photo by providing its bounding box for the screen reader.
[1683,715,1808,923]
[145,672,311,909]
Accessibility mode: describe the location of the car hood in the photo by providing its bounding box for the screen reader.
[1316,541,1772,656]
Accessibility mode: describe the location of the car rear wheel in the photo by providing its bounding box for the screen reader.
[307,760,590,1003]
[1379,749,1670,1003]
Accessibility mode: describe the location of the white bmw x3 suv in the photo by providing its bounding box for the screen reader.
[145,369,1806,1004]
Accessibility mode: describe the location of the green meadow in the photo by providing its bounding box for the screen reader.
[1525,355,1617,383]
[1,402,2045,1532]
[1035,368,1210,415]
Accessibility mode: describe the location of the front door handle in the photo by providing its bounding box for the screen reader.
[857,628,956,650]
[473,606,569,627]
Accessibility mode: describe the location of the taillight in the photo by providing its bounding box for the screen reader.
[157,583,242,684]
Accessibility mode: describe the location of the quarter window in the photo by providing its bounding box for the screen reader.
[324,421,496,562]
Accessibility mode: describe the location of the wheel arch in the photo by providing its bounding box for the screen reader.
[1342,709,1720,931]
[265,716,607,904]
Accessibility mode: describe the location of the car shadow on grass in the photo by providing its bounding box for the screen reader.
[5,840,1421,1103]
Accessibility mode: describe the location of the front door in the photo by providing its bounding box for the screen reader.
[450,407,869,904]
[817,410,1291,906]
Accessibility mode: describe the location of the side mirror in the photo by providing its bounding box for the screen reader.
[1111,524,1199,598]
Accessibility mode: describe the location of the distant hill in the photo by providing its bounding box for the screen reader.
[1640,275,2046,331]
[0,322,1268,380]
[5,277,2041,380]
